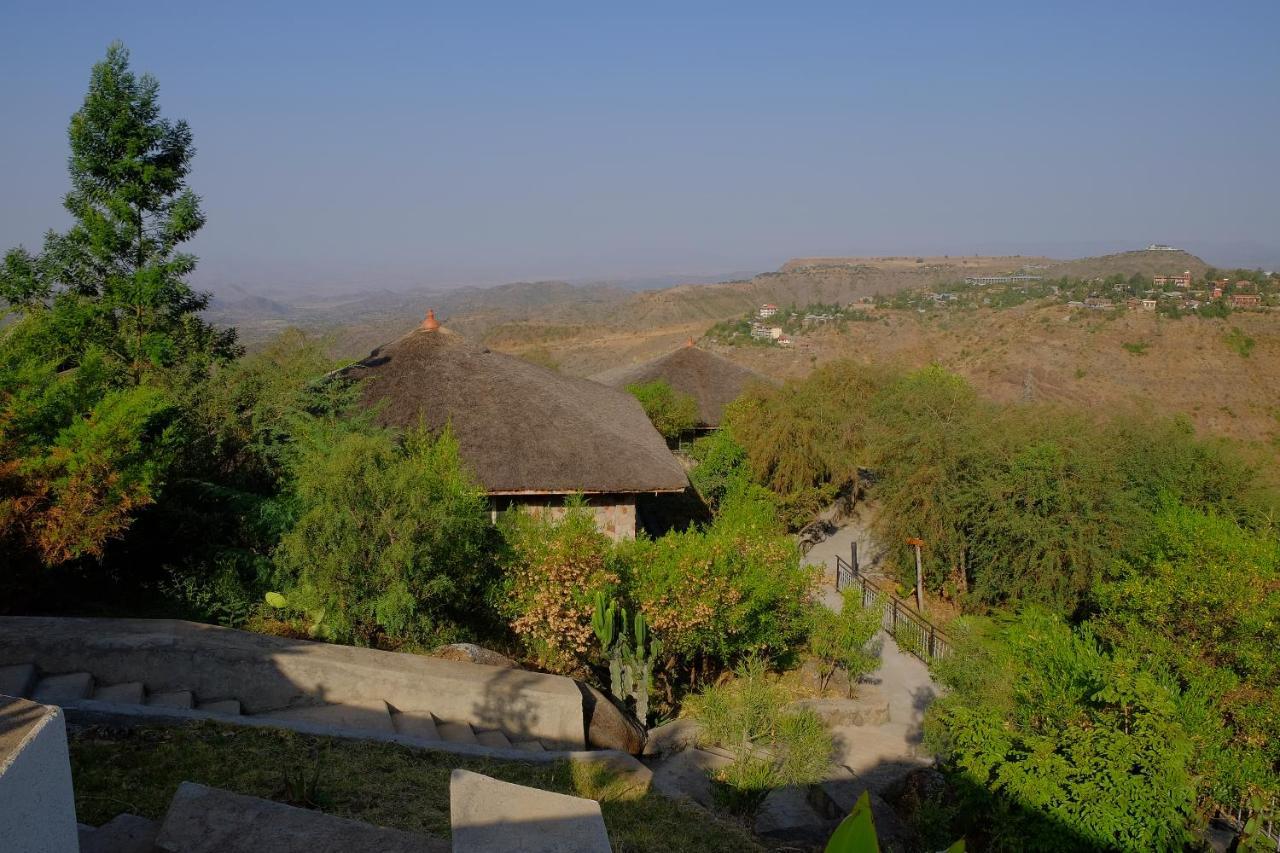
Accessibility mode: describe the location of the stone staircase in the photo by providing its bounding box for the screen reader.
[0,661,549,752]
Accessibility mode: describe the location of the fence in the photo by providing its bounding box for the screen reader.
[1219,802,1280,851]
[835,551,952,663]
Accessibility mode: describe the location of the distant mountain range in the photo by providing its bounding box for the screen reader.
[204,248,1218,359]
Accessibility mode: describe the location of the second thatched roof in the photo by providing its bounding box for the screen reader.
[341,316,688,495]
[596,342,767,428]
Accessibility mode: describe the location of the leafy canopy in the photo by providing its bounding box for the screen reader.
[626,379,698,440]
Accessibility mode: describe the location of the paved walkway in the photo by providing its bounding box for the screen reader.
[801,507,941,788]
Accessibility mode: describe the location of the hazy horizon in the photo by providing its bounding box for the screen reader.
[4,2,1279,295]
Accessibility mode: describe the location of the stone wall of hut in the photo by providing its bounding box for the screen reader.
[491,494,637,541]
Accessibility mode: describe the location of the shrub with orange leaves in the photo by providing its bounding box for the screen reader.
[501,496,621,673]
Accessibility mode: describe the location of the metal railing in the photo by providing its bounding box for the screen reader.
[836,553,952,663]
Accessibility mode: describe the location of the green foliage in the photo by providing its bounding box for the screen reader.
[1,355,177,567]
[726,360,1267,615]
[621,482,816,673]
[725,361,885,526]
[824,790,963,853]
[1,43,238,582]
[273,425,498,647]
[926,610,1197,852]
[688,658,832,816]
[808,590,882,694]
[626,380,699,439]
[593,592,664,724]
[1121,340,1149,355]
[686,428,750,511]
[825,791,880,853]
[1225,326,1256,357]
[1,42,237,381]
[1093,504,1280,808]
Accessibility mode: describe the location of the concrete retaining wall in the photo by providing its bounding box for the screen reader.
[0,617,585,748]
[0,696,79,853]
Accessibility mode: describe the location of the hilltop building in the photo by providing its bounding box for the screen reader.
[597,339,766,430]
[1153,270,1192,288]
[1231,294,1261,308]
[1146,243,1179,251]
[343,311,688,540]
[963,274,1042,285]
[758,303,778,318]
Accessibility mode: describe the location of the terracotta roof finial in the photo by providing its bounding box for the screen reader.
[421,309,440,332]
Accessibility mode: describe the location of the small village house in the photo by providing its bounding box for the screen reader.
[343,311,688,540]
[758,303,779,318]
[1231,293,1261,308]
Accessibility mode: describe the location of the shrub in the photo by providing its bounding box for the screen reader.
[685,428,750,511]
[1224,326,1256,357]
[622,482,816,676]
[724,361,887,526]
[808,590,883,694]
[925,610,1197,851]
[687,658,832,816]
[501,495,621,672]
[626,380,698,440]
[1093,503,1280,808]
[273,425,498,648]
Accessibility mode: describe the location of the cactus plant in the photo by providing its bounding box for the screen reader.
[592,593,663,725]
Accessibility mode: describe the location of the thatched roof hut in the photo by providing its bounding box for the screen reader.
[342,313,688,497]
[596,340,766,428]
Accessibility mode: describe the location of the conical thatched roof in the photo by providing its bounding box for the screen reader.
[342,319,688,495]
[597,342,766,428]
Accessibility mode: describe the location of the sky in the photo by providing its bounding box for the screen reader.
[2,1,1278,294]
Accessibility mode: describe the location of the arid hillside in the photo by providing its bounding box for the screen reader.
[209,249,1280,453]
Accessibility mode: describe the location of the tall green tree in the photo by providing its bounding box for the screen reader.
[1,41,237,382]
[1,43,235,575]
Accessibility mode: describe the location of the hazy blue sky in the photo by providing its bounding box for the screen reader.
[3,1,1278,292]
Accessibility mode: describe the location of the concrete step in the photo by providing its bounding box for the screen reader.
[436,721,478,745]
[147,690,194,710]
[390,710,439,741]
[79,813,159,853]
[451,769,610,853]
[93,681,145,705]
[31,671,94,704]
[263,702,395,733]
[0,662,36,698]
[153,782,447,852]
[475,729,511,749]
[197,699,242,716]
[511,739,546,752]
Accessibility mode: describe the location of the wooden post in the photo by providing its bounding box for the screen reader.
[907,537,925,613]
[852,540,859,574]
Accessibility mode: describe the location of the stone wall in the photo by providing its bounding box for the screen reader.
[0,697,79,853]
[497,493,638,541]
[0,617,586,748]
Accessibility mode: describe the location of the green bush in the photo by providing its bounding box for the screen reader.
[925,610,1197,851]
[688,658,832,816]
[273,425,498,648]
[808,590,882,694]
[622,482,816,674]
[1093,503,1280,808]
[626,380,698,440]
[686,428,750,510]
